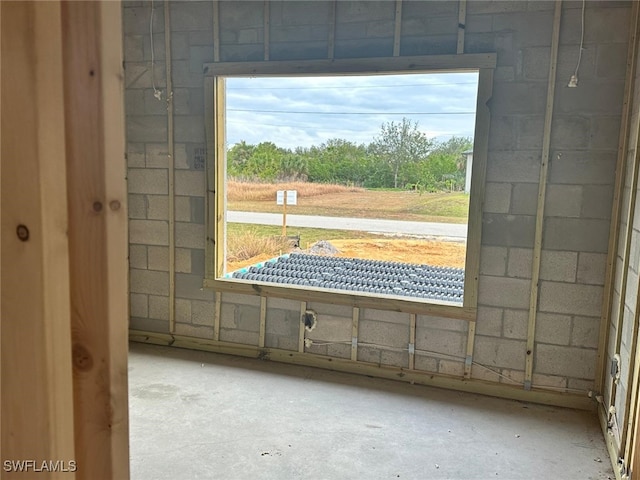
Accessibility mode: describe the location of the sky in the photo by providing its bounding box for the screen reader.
[224,71,479,151]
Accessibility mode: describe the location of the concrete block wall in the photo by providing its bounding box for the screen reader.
[124,1,631,397]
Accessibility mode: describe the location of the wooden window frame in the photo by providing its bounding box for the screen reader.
[203,54,495,320]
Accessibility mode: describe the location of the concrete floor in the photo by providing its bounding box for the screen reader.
[129,342,613,480]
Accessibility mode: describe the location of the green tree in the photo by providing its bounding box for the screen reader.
[227,140,255,178]
[372,118,433,188]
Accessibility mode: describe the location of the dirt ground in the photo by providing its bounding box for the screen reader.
[226,238,466,272]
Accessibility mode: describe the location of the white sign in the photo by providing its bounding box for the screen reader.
[276,190,297,205]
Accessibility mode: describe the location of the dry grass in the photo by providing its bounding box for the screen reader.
[227,180,364,202]
[226,228,291,263]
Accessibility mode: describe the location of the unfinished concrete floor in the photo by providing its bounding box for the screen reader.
[129,342,613,480]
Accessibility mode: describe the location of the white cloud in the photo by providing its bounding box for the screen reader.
[225,72,479,150]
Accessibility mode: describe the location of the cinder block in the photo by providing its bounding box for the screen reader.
[219,1,262,28]
[474,336,526,369]
[170,2,212,31]
[172,60,204,88]
[544,185,583,218]
[336,1,395,23]
[189,46,215,73]
[415,329,465,357]
[129,245,147,269]
[478,275,531,309]
[127,143,146,168]
[507,247,533,279]
[327,343,351,359]
[568,378,595,392]
[467,2,527,14]
[539,281,603,316]
[517,116,544,150]
[484,183,512,214]
[438,360,464,377]
[219,44,264,63]
[175,196,191,222]
[175,273,214,301]
[128,169,168,195]
[491,83,546,115]
[125,63,166,90]
[237,28,260,44]
[510,183,539,215]
[175,299,191,323]
[414,354,438,372]
[556,83,624,116]
[361,309,409,325]
[535,312,572,346]
[540,250,578,283]
[307,316,352,343]
[488,116,516,151]
[147,246,169,272]
[147,195,169,220]
[237,305,260,332]
[487,153,540,185]
[130,293,148,318]
[130,269,169,296]
[130,317,169,333]
[585,7,630,44]
[577,252,607,285]
[359,319,409,349]
[192,300,214,326]
[572,316,600,349]
[522,47,550,80]
[503,309,528,340]
[128,194,146,219]
[124,34,144,62]
[305,342,328,356]
[543,218,610,253]
[175,323,213,339]
[222,293,261,307]
[123,5,164,35]
[278,336,299,351]
[307,302,352,318]
[144,88,168,116]
[220,303,237,329]
[549,151,616,185]
[581,185,613,219]
[145,143,169,168]
[499,369,525,384]
[170,32,190,60]
[462,13,493,33]
[265,308,299,337]
[535,344,596,379]
[279,1,332,25]
[175,170,205,197]
[590,116,622,150]
[470,364,498,382]
[494,66,515,83]
[480,246,508,276]
[379,350,407,367]
[475,306,503,337]
[175,248,191,273]
[481,213,535,248]
[267,297,301,311]
[532,373,567,389]
[176,222,204,249]
[190,249,205,276]
[596,43,627,79]
[129,219,168,246]
[174,116,205,143]
[149,295,169,321]
[557,44,596,83]
[416,315,467,332]
[550,116,591,149]
[357,346,381,364]
[125,89,145,116]
[270,42,331,62]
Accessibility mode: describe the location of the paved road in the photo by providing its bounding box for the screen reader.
[227,211,467,239]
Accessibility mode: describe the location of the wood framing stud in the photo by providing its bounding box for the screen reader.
[259,296,267,348]
[457,0,467,54]
[464,320,476,379]
[351,307,360,361]
[263,1,270,61]
[298,301,307,353]
[214,291,222,341]
[165,0,176,334]
[213,0,220,62]
[409,313,417,370]
[524,0,562,389]
[393,0,402,57]
[328,1,336,59]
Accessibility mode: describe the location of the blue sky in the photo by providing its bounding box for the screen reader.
[224,71,479,150]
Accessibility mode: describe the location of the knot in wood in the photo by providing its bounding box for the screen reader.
[72,344,94,372]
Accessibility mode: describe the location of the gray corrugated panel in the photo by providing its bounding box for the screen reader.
[232,253,464,302]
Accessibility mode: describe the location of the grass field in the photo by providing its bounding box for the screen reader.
[225,181,470,272]
[227,181,469,224]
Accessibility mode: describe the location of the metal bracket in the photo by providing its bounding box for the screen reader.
[524,380,532,391]
[464,355,472,367]
[351,337,358,348]
[408,343,415,355]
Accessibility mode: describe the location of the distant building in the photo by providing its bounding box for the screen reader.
[463,149,473,193]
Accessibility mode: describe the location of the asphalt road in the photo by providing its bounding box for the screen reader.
[227,211,467,239]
